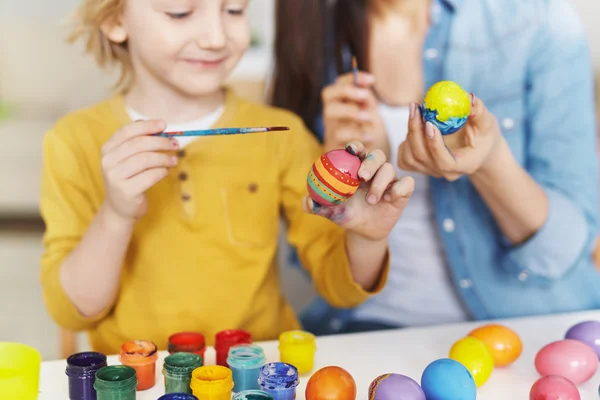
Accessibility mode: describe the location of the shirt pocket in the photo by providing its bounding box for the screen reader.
[484,89,526,166]
[221,181,280,248]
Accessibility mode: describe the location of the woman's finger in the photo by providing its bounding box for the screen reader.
[425,122,458,173]
[365,162,396,204]
[325,102,372,124]
[406,102,434,169]
[334,71,376,88]
[322,82,372,106]
[397,142,439,176]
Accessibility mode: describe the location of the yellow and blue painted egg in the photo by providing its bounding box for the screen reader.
[422,81,471,135]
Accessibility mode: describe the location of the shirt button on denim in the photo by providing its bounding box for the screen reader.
[424,48,439,60]
[443,218,455,233]
[459,279,473,288]
[502,117,515,130]
[330,318,342,332]
[518,271,529,282]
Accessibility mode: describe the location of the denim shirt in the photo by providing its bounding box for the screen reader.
[297,0,600,335]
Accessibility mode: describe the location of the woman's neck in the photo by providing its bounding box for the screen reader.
[371,0,431,19]
[124,80,224,124]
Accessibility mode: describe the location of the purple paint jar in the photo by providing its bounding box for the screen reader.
[65,352,108,400]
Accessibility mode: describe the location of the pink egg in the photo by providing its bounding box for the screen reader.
[534,339,598,384]
[530,375,580,400]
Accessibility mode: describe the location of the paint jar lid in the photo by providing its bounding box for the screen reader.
[258,363,299,390]
[189,366,234,393]
[163,352,203,376]
[233,390,275,400]
[168,332,206,353]
[278,331,316,349]
[94,366,137,393]
[65,352,107,378]
[119,340,158,366]
[215,330,252,349]
[227,344,266,370]
[158,393,199,400]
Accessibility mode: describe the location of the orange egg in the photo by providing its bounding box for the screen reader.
[306,366,356,400]
[468,324,522,367]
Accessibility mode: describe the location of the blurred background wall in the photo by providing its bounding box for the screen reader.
[0,0,598,361]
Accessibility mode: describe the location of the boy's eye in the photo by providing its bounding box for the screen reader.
[166,11,192,19]
[225,7,245,16]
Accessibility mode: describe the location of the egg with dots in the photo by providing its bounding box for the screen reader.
[535,339,598,385]
[468,323,523,367]
[422,81,471,135]
[529,375,581,400]
[307,149,361,206]
[305,366,356,400]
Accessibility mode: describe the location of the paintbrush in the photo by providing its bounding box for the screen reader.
[352,56,358,86]
[156,126,289,137]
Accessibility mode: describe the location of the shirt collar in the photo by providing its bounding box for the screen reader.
[439,0,463,11]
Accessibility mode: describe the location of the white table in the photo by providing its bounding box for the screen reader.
[39,310,600,399]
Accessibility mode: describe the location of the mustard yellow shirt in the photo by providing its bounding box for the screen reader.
[40,89,389,355]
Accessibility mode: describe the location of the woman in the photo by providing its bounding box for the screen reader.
[271,0,600,335]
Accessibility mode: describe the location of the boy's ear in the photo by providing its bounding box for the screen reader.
[101,16,128,44]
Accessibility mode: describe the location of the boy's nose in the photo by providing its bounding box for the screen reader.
[196,17,227,49]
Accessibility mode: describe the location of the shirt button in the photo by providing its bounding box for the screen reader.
[248,183,258,193]
[176,149,186,158]
[181,193,191,201]
[424,48,439,60]
[443,218,455,233]
[179,172,188,181]
[502,117,515,130]
[329,318,343,332]
[518,271,529,281]
[459,279,473,288]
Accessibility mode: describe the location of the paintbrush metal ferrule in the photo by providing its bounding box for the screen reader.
[352,56,358,85]
[156,126,289,137]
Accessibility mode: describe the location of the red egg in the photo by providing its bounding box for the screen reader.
[307,149,361,206]
[530,375,580,400]
[305,366,356,400]
[534,339,597,384]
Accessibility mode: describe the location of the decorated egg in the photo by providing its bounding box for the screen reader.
[307,149,361,206]
[422,81,471,135]
[529,375,580,400]
[534,339,597,384]
[368,374,425,400]
[564,320,600,359]
[305,366,356,400]
[420,358,476,400]
[468,323,523,367]
[448,336,494,387]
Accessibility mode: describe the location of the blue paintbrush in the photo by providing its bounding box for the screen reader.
[156,126,289,137]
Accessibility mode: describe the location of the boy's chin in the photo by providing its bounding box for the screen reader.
[171,76,228,98]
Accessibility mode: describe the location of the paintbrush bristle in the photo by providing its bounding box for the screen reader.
[269,126,290,131]
[352,56,357,70]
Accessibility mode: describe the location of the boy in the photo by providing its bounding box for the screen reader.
[40,0,414,355]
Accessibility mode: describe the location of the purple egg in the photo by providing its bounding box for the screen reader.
[368,374,425,400]
[565,321,600,359]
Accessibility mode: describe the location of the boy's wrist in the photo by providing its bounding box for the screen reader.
[99,202,136,232]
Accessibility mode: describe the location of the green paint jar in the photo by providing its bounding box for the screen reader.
[93,365,137,400]
[163,352,203,394]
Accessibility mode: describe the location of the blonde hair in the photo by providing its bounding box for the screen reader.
[67,0,132,91]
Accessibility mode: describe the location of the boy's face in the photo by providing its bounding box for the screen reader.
[106,0,251,97]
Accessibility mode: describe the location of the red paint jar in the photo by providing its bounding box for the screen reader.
[119,340,158,391]
[168,332,206,360]
[215,330,252,367]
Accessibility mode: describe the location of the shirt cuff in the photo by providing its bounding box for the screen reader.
[501,188,590,283]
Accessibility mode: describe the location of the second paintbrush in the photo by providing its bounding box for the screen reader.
[156,126,289,137]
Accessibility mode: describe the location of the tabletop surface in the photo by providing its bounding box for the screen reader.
[39,310,600,399]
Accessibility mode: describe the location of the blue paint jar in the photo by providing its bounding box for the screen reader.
[157,394,198,400]
[65,352,107,400]
[233,390,274,400]
[257,362,299,400]
[227,344,266,393]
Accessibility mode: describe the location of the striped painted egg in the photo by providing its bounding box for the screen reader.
[307,149,361,206]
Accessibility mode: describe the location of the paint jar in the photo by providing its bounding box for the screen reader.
[119,340,158,391]
[163,352,203,394]
[215,330,252,367]
[257,362,299,400]
[278,330,316,375]
[227,344,266,393]
[158,394,199,400]
[232,390,275,400]
[189,365,234,400]
[0,342,42,400]
[93,365,137,400]
[168,332,206,360]
[66,351,108,400]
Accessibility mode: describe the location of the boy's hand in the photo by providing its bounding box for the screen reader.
[304,142,414,241]
[100,120,178,222]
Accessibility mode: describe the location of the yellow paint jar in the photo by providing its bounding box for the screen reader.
[0,342,42,400]
[278,330,316,375]
[190,365,234,400]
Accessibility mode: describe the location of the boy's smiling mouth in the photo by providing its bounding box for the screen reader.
[182,57,227,68]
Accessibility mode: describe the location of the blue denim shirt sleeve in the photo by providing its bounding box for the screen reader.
[501,0,599,283]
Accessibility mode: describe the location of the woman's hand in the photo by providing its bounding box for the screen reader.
[304,141,414,241]
[322,72,389,156]
[397,94,503,181]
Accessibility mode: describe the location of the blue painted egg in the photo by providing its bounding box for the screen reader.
[421,358,476,400]
[422,81,471,135]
